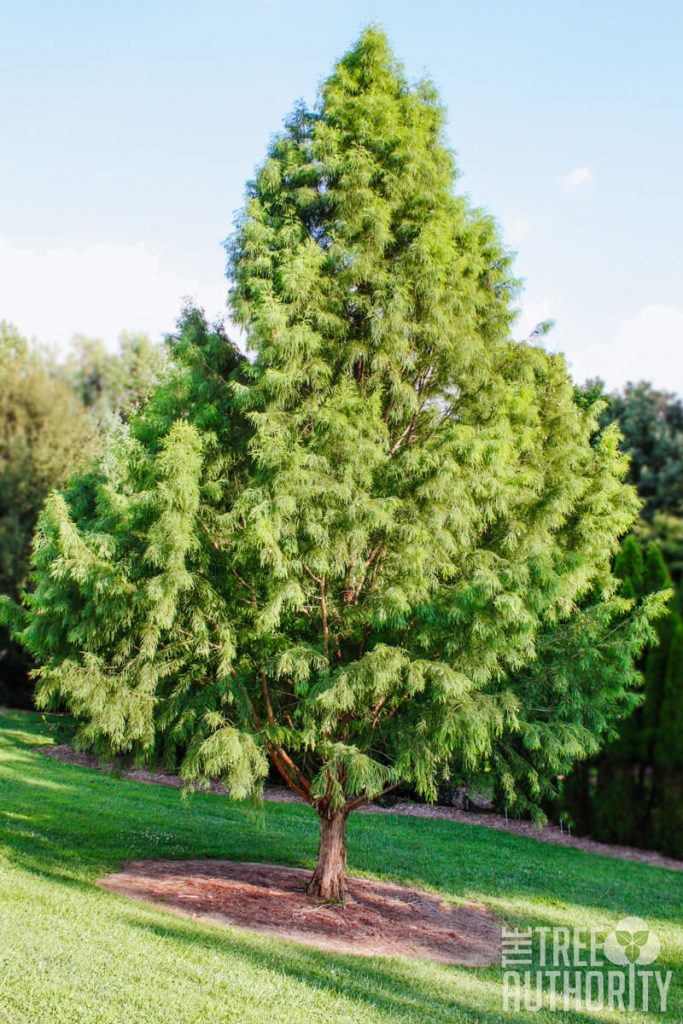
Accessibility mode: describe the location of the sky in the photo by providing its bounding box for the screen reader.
[1,0,682,393]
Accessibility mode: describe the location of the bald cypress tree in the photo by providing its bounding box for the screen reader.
[5,29,663,899]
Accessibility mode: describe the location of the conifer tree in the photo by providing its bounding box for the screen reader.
[4,29,666,899]
[653,615,683,854]
[640,544,674,761]
[585,538,654,844]
[0,323,98,705]
[608,382,683,520]
[562,538,675,849]
[614,535,645,598]
[482,588,659,820]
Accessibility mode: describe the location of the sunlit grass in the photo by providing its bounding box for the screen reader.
[0,708,681,1023]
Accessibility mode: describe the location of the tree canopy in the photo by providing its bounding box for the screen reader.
[5,28,666,898]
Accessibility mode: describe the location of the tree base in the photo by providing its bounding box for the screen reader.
[99,858,501,964]
[308,809,348,901]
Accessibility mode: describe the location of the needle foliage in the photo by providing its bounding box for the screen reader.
[3,31,667,877]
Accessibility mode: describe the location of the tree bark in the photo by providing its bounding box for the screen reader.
[308,808,348,901]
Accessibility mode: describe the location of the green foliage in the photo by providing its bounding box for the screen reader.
[614,534,644,595]
[643,541,672,596]
[482,589,665,820]
[657,618,683,770]
[632,543,676,764]
[8,29,660,821]
[652,619,683,855]
[561,536,683,855]
[637,512,683,582]
[66,331,166,418]
[0,322,98,705]
[583,379,683,524]
[561,380,683,855]
[0,323,165,705]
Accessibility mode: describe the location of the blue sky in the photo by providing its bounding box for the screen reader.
[1,0,682,392]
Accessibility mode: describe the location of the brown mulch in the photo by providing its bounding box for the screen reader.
[40,743,683,873]
[98,858,500,964]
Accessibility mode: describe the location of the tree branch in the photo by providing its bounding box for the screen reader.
[320,577,329,660]
[260,671,275,725]
[267,744,312,803]
[345,782,402,813]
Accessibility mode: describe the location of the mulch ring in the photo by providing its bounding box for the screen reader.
[40,743,683,873]
[98,859,500,964]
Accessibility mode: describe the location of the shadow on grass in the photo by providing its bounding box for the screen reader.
[119,911,627,1024]
[3,743,683,922]
[133,916,471,1020]
[2,717,682,1022]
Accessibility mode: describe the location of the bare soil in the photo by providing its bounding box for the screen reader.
[98,858,500,964]
[41,744,683,873]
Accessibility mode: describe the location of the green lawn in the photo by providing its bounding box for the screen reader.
[0,709,681,1024]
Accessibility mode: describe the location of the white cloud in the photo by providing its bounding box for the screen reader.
[560,166,595,194]
[561,305,683,394]
[515,301,683,395]
[0,236,229,352]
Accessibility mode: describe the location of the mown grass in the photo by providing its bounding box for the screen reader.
[0,708,681,1023]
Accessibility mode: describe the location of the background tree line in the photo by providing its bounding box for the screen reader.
[559,381,683,856]
[0,321,165,705]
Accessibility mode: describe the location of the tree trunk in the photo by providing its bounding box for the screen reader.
[308,809,348,901]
